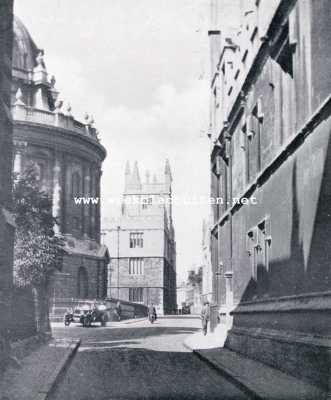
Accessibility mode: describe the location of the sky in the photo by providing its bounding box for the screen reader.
[14,0,215,283]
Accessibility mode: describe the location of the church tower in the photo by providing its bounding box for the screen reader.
[105,160,177,314]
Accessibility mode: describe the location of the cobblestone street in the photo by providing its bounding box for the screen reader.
[50,317,248,400]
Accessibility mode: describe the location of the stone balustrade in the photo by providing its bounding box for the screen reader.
[12,103,99,141]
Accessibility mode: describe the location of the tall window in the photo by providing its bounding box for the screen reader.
[247,218,272,297]
[129,232,144,248]
[129,287,143,302]
[271,19,296,145]
[129,258,144,275]
[71,171,81,196]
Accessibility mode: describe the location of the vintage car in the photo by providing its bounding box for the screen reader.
[79,303,108,327]
[64,303,108,327]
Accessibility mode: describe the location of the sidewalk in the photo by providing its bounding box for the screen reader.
[0,338,80,400]
[184,325,327,400]
[184,322,228,350]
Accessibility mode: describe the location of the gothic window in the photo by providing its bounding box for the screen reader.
[129,232,144,248]
[129,287,143,302]
[247,218,272,296]
[129,258,144,275]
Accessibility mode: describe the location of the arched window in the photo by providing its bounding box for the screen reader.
[77,267,88,298]
[71,172,81,196]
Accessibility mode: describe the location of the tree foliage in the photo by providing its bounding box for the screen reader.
[13,166,65,288]
[187,267,203,288]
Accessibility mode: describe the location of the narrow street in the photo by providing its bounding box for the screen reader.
[50,316,248,400]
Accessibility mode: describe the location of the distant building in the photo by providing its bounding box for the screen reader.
[104,161,176,314]
[201,219,213,303]
[11,17,109,306]
[209,0,331,390]
[176,281,186,312]
[185,267,203,314]
[0,0,14,366]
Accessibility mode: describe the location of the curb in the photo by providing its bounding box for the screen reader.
[192,349,260,400]
[123,318,146,324]
[183,342,193,352]
[36,339,81,400]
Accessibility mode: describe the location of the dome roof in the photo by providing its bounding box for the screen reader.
[13,16,40,71]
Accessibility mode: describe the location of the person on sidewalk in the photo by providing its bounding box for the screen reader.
[148,303,157,323]
[201,301,210,336]
[115,301,122,321]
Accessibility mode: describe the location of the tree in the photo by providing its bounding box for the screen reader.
[187,267,203,289]
[13,166,65,333]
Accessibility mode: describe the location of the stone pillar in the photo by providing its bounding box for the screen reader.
[95,168,101,243]
[52,153,62,234]
[82,163,91,238]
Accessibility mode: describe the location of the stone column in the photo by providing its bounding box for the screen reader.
[83,163,91,238]
[95,168,101,243]
[52,153,62,234]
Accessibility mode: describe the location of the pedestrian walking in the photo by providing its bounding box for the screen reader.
[148,303,157,323]
[115,300,122,321]
[201,301,210,336]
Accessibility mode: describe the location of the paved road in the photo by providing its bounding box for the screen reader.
[51,317,248,400]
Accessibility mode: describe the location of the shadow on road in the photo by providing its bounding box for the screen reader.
[52,346,248,400]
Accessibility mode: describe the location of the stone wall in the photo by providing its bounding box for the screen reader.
[50,254,107,301]
[209,0,331,390]
[109,257,165,312]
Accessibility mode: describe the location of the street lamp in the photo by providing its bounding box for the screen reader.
[117,225,120,299]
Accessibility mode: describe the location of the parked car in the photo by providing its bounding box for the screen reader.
[73,307,86,323]
[79,303,108,327]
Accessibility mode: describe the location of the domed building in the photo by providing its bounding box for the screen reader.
[11,17,109,312]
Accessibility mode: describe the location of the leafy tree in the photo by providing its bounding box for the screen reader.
[13,166,65,333]
[187,267,203,289]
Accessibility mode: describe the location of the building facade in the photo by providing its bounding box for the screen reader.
[12,17,109,305]
[104,161,176,314]
[201,218,213,303]
[209,0,331,390]
[0,0,14,367]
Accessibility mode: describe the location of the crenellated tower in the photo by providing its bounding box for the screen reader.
[105,160,177,314]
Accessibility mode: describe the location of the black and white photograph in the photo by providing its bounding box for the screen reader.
[0,0,330,399]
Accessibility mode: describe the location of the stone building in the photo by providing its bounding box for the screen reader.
[209,0,331,390]
[201,218,213,303]
[104,161,176,314]
[0,0,14,367]
[12,17,109,305]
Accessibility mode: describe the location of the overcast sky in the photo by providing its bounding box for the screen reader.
[14,0,216,283]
